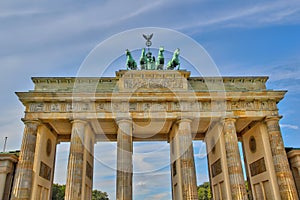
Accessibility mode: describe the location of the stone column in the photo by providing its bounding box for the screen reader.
[0,173,7,199]
[116,119,133,200]
[11,120,40,200]
[265,116,298,200]
[0,153,18,200]
[177,118,198,200]
[222,118,247,200]
[65,120,87,200]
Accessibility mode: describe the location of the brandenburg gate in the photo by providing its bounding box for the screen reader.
[9,44,299,199]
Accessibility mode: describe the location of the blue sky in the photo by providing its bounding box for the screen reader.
[1,1,300,199]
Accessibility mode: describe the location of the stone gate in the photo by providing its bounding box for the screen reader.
[10,69,299,200]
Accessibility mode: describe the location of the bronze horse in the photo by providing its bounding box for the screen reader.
[126,49,137,70]
[156,47,164,70]
[167,48,180,70]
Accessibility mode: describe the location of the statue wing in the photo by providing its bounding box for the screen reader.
[149,33,153,40]
[143,34,148,40]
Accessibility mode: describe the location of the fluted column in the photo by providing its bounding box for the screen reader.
[265,116,298,200]
[116,119,133,200]
[11,120,40,200]
[65,120,86,200]
[177,118,198,200]
[223,118,247,200]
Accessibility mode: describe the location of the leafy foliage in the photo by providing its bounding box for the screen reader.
[51,183,109,200]
[197,182,211,200]
[197,181,251,199]
[92,189,109,200]
[52,184,66,200]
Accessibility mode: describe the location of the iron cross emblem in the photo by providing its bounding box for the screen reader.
[143,33,153,47]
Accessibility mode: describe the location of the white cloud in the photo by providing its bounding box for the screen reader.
[135,181,146,187]
[133,142,170,173]
[176,1,300,33]
[144,192,170,200]
[134,170,171,198]
[280,124,299,130]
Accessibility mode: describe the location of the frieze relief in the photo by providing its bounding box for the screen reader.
[39,161,52,181]
[96,102,111,112]
[245,101,254,110]
[201,101,211,111]
[231,101,245,110]
[129,103,138,111]
[28,100,278,113]
[151,103,167,111]
[66,103,76,112]
[30,103,44,112]
[211,158,222,178]
[211,101,226,111]
[123,78,184,89]
[230,100,277,111]
[119,70,188,90]
[250,157,266,176]
[121,72,182,79]
[50,103,60,112]
[112,102,123,112]
[188,101,199,111]
[172,102,181,111]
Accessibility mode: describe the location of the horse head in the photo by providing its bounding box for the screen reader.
[141,48,146,56]
[159,47,164,54]
[126,49,131,57]
[174,48,180,57]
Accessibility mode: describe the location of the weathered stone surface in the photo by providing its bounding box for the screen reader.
[179,120,198,200]
[266,116,298,200]
[0,152,18,200]
[223,118,248,200]
[11,70,297,200]
[30,71,268,93]
[287,149,300,197]
[11,120,39,200]
[65,120,86,200]
[116,119,133,200]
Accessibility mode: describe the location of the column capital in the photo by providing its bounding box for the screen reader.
[116,118,132,126]
[70,119,88,125]
[21,118,40,136]
[176,117,193,124]
[265,115,282,122]
[221,116,238,123]
[21,118,41,125]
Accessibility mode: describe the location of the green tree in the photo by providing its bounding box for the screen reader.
[51,184,109,200]
[197,182,211,200]
[52,183,65,200]
[92,189,109,200]
[197,181,251,199]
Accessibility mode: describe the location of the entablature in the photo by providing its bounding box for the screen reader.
[19,93,281,117]
[30,70,269,93]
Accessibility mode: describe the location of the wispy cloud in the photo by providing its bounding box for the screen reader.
[144,192,170,200]
[134,169,171,198]
[176,1,300,33]
[267,63,300,81]
[281,123,299,130]
[217,61,300,93]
